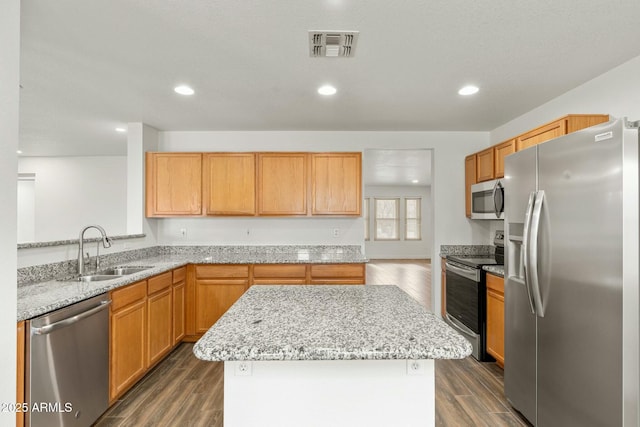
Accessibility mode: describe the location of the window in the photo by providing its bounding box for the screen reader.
[364,198,370,241]
[405,198,422,240]
[374,198,399,240]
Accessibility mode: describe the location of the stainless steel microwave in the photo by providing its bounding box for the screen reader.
[471,179,504,220]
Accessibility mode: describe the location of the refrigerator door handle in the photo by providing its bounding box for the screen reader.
[529,190,545,317]
[522,191,537,314]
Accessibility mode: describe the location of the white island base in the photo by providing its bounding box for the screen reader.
[224,359,435,427]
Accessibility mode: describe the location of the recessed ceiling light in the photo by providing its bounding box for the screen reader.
[16,150,23,154]
[318,85,337,96]
[412,179,419,184]
[174,85,195,96]
[115,127,127,133]
[458,85,479,96]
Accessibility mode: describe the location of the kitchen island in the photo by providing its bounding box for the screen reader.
[193,285,472,427]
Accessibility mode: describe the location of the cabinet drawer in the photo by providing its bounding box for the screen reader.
[253,264,307,279]
[486,273,504,293]
[310,264,365,278]
[111,281,147,311]
[253,279,307,285]
[196,265,249,279]
[173,266,186,284]
[148,271,172,295]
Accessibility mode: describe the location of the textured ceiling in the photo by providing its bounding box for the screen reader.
[19,0,640,157]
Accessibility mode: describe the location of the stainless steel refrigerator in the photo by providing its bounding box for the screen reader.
[504,117,639,426]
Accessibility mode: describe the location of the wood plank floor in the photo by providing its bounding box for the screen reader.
[95,260,531,426]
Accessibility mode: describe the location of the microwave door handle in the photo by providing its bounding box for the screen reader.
[494,180,504,218]
[522,191,537,315]
[529,190,545,317]
[492,180,499,217]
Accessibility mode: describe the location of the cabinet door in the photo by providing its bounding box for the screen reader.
[476,147,495,182]
[147,288,173,368]
[309,264,365,284]
[195,280,249,333]
[173,268,186,345]
[565,114,609,133]
[203,153,256,215]
[494,139,516,179]
[517,119,567,151]
[311,153,362,215]
[146,152,202,216]
[486,274,505,367]
[464,154,476,218]
[257,153,307,215]
[110,299,146,401]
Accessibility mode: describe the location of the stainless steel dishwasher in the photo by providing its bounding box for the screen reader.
[27,293,111,427]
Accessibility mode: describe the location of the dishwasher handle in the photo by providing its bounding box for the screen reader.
[31,300,111,335]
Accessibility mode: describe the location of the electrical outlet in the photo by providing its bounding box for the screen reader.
[407,360,426,376]
[332,228,340,238]
[235,361,252,376]
[180,228,187,238]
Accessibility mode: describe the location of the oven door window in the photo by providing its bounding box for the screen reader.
[446,270,480,334]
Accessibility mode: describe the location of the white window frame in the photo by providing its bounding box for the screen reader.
[374,198,400,241]
[364,198,370,241]
[404,197,422,241]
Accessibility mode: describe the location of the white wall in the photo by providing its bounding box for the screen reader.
[1,0,19,422]
[17,156,127,242]
[364,185,432,259]
[159,130,491,312]
[491,55,640,144]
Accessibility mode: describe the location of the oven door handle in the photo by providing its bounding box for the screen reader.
[445,262,479,282]
[445,313,478,337]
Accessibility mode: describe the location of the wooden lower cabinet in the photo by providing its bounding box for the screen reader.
[110,282,147,401]
[252,264,307,285]
[110,267,186,401]
[309,264,366,284]
[486,273,505,367]
[147,288,173,368]
[172,267,186,344]
[194,265,250,334]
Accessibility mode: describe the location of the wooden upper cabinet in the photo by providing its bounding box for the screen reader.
[517,119,567,151]
[146,153,203,217]
[515,114,609,151]
[476,147,495,182]
[494,139,516,178]
[203,153,256,215]
[311,153,362,216]
[257,153,308,215]
[464,154,477,218]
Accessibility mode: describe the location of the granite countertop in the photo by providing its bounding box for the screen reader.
[193,285,472,362]
[17,246,367,321]
[483,265,505,277]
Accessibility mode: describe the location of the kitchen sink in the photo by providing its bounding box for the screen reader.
[75,274,124,282]
[63,266,153,282]
[96,266,153,276]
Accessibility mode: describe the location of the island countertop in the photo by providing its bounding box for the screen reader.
[193,285,472,361]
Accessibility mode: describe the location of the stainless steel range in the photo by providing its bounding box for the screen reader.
[444,231,504,361]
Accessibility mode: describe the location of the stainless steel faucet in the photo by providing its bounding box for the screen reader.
[78,225,112,275]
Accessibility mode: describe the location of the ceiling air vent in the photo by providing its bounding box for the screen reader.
[309,31,359,58]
